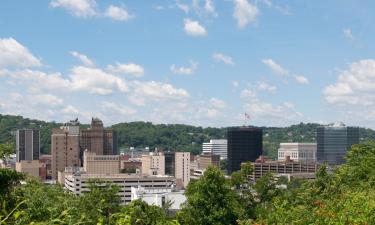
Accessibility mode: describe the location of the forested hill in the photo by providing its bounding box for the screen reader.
[1,114,375,158]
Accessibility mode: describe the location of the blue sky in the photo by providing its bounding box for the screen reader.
[1,0,375,128]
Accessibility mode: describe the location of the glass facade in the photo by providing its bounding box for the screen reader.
[16,129,40,162]
[227,127,262,174]
[317,125,359,165]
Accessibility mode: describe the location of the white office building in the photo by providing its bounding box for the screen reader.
[131,186,186,210]
[202,139,227,159]
[278,143,317,162]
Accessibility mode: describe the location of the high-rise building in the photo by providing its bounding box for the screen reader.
[164,152,175,176]
[15,129,40,177]
[141,151,165,176]
[278,143,317,162]
[51,119,81,179]
[80,118,117,155]
[317,122,359,165]
[202,139,227,159]
[175,152,190,188]
[227,127,262,174]
[16,129,40,162]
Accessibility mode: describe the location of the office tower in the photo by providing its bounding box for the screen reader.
[80,118,117,155]
[51,119,81,179]
[202,139,228,159]
[278,143,317,162]
[15,129,40,177]
[175,152,190,188]
[317,122,359,165]
[141,151,165,176]
[16,129,40,162]
[227,127,262,174]
[164,152,175,176]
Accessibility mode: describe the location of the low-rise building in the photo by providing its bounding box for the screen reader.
[251,156,319,182]
[131,186,186,211]
[278,143,317,162]
[83,151,120,174]
[64,172,175,204]
[16,160,40,177]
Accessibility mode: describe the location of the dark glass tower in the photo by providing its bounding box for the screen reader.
[16,129,40,162]
[227,127,262,174]
[164,152,175,176]
[317,122,359,165]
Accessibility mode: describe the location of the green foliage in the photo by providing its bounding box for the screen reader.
[0,142,14,160]
[178,166,242,225]
[0,169,24,197]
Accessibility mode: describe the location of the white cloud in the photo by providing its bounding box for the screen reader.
[209,98,227,108]
[50,0,97,17]
[104,5,132,21]
[192,0,217,17]
[129,81,190,106]
[30,94,64,107]
[243,98,303,125]
[324,59,375,106]
[70,51,94,66]
[176,1,190,13]
[232,81,239,88]
[294,75,309,84]
[170,61,198,75]
[62,105,79,114]
[184,19,207,37]
[101,101,136,116]
[212,53,234,66]
[240,88,257,99]
[343,28,354,40]
[233,0,259,28]
[69,66,129,95]
[260,0,291,15]
[257,81,277,93]
[0,38,42,68]
[107,63,144,77]
[262,59,289,76]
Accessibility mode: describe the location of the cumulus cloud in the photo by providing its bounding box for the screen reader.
[0,38,42,68]
[104,5,132,21]
[192,0,217,17]
[257,81,277,93]
[101,101,136,116]
[128,81,190,106]
[70,51,94,66]
[170,61,198,75]
[233,0,259,28]
[69,66,129,95]
[212,53,234,66]
[184,19,207,37]
[240,88,257,99]
[176,0,190,13]
[209,97,227,108]
[107,63,144,77]
[50,0,97,17]
[324,59,375,106]
[243,98,303,126]
[294,75,309,84]
[262,59,289,76]
[343,28,354,40]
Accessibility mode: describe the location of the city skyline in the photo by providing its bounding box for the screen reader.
[1,1,375,128]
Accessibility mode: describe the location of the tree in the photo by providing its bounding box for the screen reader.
[178,166,242,225]
[0,142,14,161]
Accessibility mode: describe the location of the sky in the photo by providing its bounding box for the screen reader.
[0,0,375,128]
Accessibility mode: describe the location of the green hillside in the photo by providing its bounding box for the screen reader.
[1,114,375,158]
